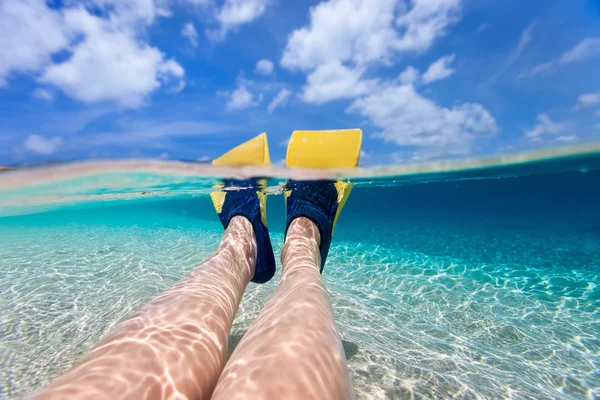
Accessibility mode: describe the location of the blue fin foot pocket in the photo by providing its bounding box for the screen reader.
[284,180,340,272]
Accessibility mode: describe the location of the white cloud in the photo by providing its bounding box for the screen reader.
[42,7,184,108]
[573,92,600,111]
[209,0,271,41]
[524,113,566,140]
[282,0,459,71]
[24,135,62,155]
[0,0,185,108]
[348,83,497,157]
[281,0,460,104]
[0,0,70,86]
[281,0,398,71]
[181,22,199,47]
[302,61,379,104]
[267,89,291,113]
[256,59,274,75]
[226,85,258,111]
[422,54,455,84]
[399,66,419,85]
[523,37,600,77]
[32,88,53,102]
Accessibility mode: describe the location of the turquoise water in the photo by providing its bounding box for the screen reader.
[1,152,600,399]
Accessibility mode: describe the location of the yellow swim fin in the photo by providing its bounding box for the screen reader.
[285,129,362,235]
[286,129,362,169]
[212,132,271,167]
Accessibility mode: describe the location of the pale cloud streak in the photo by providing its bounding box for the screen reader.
[555,135,576,142]
[267,89,291,113]
[226,85,258,111]
[82,120,232,146]
[399,66,419,85]
[32,88,53,102]
[572,92,600,111]
[24,135,62,155]
[488,21,535,84]
[421,54,456,84]
[208,0,271,41]
[181,22,199,47]
[522,37,600,78]
[255,59,274,75]
[524,113,566,140]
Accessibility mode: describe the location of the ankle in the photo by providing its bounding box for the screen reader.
[217,216,257,278]
[281,217,321,274]
[287,217,321,244]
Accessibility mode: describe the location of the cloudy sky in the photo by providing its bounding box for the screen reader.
[0,0,599,166]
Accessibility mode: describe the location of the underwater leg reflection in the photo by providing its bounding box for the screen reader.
[212,217,353,400]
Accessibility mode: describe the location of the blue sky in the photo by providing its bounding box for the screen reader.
[0,0,599,166]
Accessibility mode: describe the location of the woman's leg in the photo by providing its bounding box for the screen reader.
[212,217,353,400]
[31,216,256,400]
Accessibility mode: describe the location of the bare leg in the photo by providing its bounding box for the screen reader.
[212,217,353,400]
[31,216,256,400]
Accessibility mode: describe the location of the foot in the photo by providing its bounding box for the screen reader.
[281,217,321,275]
[284,180,342,272]
[212,179,275,283]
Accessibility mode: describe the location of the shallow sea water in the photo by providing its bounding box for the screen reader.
[1,151,600,399]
